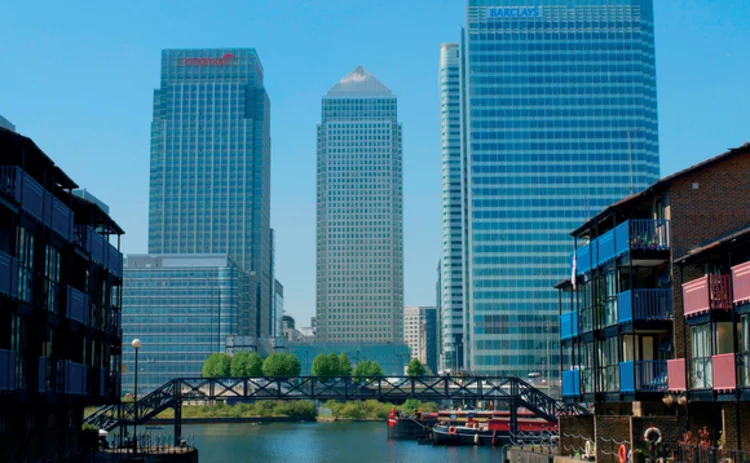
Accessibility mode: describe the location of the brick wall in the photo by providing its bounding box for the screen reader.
[632,416,688,455]
[669,151,750,357]
[595,415,631,463]
[722,403,750,450]
[559,415,594,457]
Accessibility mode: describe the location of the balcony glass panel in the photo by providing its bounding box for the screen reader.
[732,261,750,306]
[712,354,737,392]
[58,360,87,396]
[690,356,713,389]
[562,369,581,397]
[50,197,73,241]
[667,358,687,391]
[0,349,16,391]
[0,251,19,299]
[560,312,579,340]
[21,172,45,222]
[66,286,90,325]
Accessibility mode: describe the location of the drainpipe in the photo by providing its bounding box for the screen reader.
[728,250,741,450]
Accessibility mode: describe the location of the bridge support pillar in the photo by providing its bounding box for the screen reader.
[174,400,182,447]
[510,398,518,442]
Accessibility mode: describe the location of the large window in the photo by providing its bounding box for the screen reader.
[690,324,712,389]
[44,245,61,313]
[16,227,34,303]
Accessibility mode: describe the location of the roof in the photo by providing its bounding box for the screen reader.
[69,193,125,235]
[0,127,78,189]
[327,66,392,97]
[571,142,750,236]
[675,223,750,265]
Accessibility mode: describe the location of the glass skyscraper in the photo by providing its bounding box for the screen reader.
[455,0,659,376]
[148,48,273,337]
[316,66,404,343]
[122,254,251,393]
[439,43,466,371]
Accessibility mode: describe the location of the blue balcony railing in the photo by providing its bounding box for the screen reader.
[107,242,123,278]
[74,225,122,277]
[620,360,668,394]
[57,360,87,396]
[66,286,90,325]
[562,369,581,397]
[0,250,19,299]
[560,311,579,340]
[0,349,17,392]
[617,289,673,324]
[572,219,671,276]
[0,166,74,242]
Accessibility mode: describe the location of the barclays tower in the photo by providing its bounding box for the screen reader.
[443,1,660,377]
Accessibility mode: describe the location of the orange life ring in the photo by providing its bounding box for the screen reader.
[618,444,628,463]
[448,426,457,435]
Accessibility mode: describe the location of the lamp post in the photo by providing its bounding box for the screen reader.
[131,338,142,453]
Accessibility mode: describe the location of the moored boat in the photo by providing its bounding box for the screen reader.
[431,424,506,446]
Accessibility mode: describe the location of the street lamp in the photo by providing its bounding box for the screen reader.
[131,338,142,453]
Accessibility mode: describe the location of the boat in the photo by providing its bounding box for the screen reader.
[431,424,505,446]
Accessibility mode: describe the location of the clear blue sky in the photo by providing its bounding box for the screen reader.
[2,1,749,325]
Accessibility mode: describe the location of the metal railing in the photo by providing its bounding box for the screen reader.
[678,444,750,463]
[618,288,673,324]
[630,219,670,251]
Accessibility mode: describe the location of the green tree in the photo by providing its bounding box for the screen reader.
[327,352,341,376]
[283,353,301,376]
[353,360,384,382]
[262,352,286,377]
[230,351,262,377]
[202,353,231,378]
[407,358,426,377]
[338,352,352,376]
[312,353,332,377]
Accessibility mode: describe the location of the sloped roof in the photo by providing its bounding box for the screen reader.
[327,66,392,97]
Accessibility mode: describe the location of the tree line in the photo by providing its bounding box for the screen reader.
[202,351,427,379]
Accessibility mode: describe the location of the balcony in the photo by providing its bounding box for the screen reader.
[57,360,87,395]
[66,286,90,325]
[620,360,668,393]
[37,357,56,393]
[560,312,579,341]
[74,225,123,278]
[562,369,581,397]
[712,354,737,392]
[683,275,732,317]
[617,289,673,324]
[0,250,18,299]
[667,358,687,391]
[690,356,713,389]
[0,349,16,392]
[0,167,74,241]
[732,261,750,307]
[572,219,670,276]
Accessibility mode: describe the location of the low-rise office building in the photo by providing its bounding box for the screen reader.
[0,127,124,461]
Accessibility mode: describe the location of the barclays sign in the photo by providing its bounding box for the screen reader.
[486,6,543,19]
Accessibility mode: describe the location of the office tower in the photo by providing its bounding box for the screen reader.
[122,254,251,392]
[435,259,443,369]
[316,66,404,343]
[438,43,465,372]
[459,0,660,376]
[147,48,272,337]
[0,130,124,460]
[72,188,110,215]
[403,306,439,374]
[0,114,15,132]
[273,278,284,338]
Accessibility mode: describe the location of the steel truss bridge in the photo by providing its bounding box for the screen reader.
[85,376,590,446]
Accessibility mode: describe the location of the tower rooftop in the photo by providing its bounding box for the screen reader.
[327,66,392,97]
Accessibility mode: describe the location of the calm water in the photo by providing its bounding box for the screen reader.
[175,422,501,463]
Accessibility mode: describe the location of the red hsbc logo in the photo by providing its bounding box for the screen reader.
[182,53,237,67]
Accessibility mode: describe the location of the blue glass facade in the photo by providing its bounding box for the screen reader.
[148,49,272,337]
[286,343,411,377]
[122,254,251,393]
[461,0,660,376]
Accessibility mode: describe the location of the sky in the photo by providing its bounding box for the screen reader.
[2,0,750,326]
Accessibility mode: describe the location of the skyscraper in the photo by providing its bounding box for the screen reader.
[148,48,273,337]
[455,0,660,376]
[403,306,439,374]
[438,43,465,371]
[316,66,404,343]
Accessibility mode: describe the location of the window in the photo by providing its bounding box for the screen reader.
[16,227,34,303]
[44,245,61,313]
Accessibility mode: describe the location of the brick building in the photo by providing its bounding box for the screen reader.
[557,143,750,459]
[0,127,124,461]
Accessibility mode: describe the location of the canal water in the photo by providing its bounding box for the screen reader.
[175,422,501,463]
